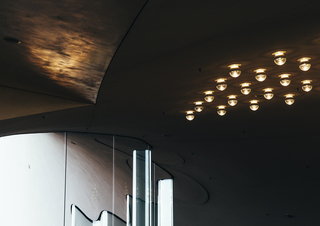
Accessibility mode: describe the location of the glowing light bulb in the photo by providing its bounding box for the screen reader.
[240,83,251,95]
[249,100,259,111]
[186,111,195,121]
[194,101,204,112]
[227,95,238,106]
[216,78,227,91]
[284,94,295,105]
[228,64,241,78]
[204,91,214,102]
[254,68,267,82]
[301,80,312,92]
[217,105,226,116]
[272,51,286,66]
[278,74,291,86]
[298,57,311,71]
[263,88,274,100]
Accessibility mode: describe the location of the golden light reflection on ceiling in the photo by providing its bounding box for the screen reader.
[28,33,112,103]
[26,22,115,103]
[0,0,128,103]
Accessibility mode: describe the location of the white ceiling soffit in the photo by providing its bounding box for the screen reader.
[0,86,91,120]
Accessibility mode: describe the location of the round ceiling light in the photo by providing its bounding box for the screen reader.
[278,74,291,86]
[301,80,312,92]
[186,111,195,121]
[298,57,311,71]
[249,100,259,111]
[215,78,227,91]
[272,51,286,66]
[228,64,241,78]
[194,101,204,112]
[240,83,251,95]
[262,88,274,100]
[217,105,227,116]
[204,91,214,102]
[284,94,295,105]
[254,68,267,82]
[227,95,238,106]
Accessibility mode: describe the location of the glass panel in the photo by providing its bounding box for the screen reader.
[127,155,173,226]
[66,133,151,226]
[65,133,115,226]
[132,150,152,226]
[126,195,132,226]
[111,136,150,226]
[0,132,173,226]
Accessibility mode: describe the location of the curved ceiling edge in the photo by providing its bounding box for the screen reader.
[94,0,150,104]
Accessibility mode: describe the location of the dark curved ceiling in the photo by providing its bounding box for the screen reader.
[1,0,320,225]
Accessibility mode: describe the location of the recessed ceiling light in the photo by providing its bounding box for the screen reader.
[301,80,312,92]
[194,101,204,112]
[278,74,291,86]
[254,68,267,82]
[272,51,286,66]
[240,83,251,95]
[262,88,274,100]
[228,64,241,78]
[186,111,195,121]
[215,78,227,91]
[284,94,295,105]
[249,100,259,111]
[217,105,227,116]
[227,95,238,106]
[298,57,311,71]
[204,91,214,102]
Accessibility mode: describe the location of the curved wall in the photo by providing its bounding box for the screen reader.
[0,132,151,226]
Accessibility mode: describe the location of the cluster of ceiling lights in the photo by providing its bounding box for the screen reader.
[186,51,313,121]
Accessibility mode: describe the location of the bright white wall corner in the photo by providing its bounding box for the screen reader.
[0,133,65,226]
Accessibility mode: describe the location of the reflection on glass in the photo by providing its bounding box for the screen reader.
[158,179,174,226]
[127,195,132,226]
[133,150,152,226]
[71,204,125,226]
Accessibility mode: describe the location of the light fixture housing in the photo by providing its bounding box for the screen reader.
[249,100,259,111]
[272,51,286,66]
[298,57,311,71]
[254,68,267,82]
[301,80,312,92]
[217,105,226,116]
[227,95,238,106]
[240,83,251,95]
[186,111,195,121]
[278,74,291,86]
[263,88,274,100]
[204,91,214,102]
[215,78,227,91]
[284,94,295,105]
[228,64,241,78]
[194,101,204,112]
